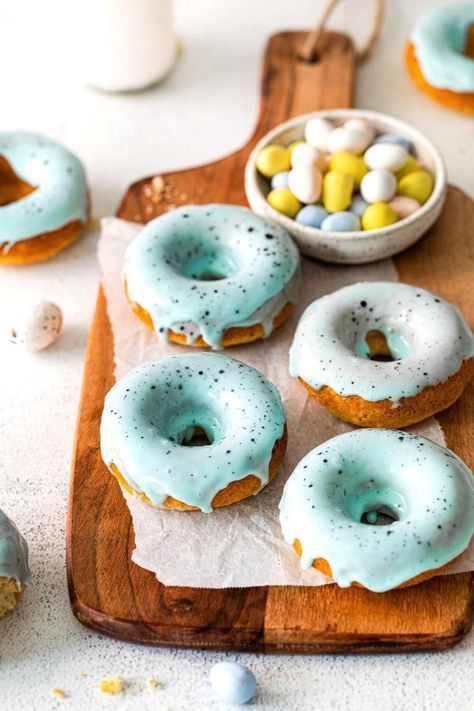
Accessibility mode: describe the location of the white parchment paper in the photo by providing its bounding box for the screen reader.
[98,217,474,587]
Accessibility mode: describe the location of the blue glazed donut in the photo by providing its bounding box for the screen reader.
[279,429,474,592]
[123,204,300,349]
[0,132,88,264]
[0,509,31,617]
[100,352,287,512]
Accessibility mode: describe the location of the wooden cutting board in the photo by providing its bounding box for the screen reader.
[67,31,474,653]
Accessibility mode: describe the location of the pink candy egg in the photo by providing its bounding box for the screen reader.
[389,196,421,219]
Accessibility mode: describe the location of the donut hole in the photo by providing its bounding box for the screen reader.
[169,243,238,282]
[464,24,474,59]
[178,425,213,447]
[164,409,220,447]
[346,486,407,526]
[365,329,395,362]
[0,156,37,206]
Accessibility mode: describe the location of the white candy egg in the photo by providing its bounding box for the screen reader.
[343,118,376,146]
[304,117,334,152]
[290,143,322,169]
[327,127,369,155]
[360,170,397,203]
[209,662,256,705]
[9,300,63,352]
[364,142,408,171]
[288,165,322,204]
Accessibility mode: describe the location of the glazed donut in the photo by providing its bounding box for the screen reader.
[279,429,474,592]
[290,282,474,428]
[0,132,89,265]
[405,4,474,115]
[100,352,287,512]
[123,204,300,349]
[0,510,30,617]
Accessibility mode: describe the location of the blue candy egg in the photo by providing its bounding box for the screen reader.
[270,171,290,189]
[374,134,414,154]
[321,211,361,232]
[295,204,328,228]
[210,662,256,705]
[350,194,369,217]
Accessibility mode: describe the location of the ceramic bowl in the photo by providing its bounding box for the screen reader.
[245,109,446,264]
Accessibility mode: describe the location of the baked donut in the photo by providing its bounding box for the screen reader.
[290,282,474,427]
[405,4,474,115]
[100,352,287,512]
[0,509,31,617]
[123,204,300,349]
[279,429,474,592]
[0,132,89,265]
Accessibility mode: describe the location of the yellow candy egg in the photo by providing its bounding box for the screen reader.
[329,151,368,188]
[322,171,354,213]
[394,155,420,180]
[256,145,291,178]
[397,170,434,204]
[361,202,398,231]
[267,188,302,218]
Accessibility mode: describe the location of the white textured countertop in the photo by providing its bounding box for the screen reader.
[0,1,473,709]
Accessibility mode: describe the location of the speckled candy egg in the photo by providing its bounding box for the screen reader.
[327,127,370,155]
[304,117,334,152]
[10,300,63,352]
[360,169,396,204]
[389,195,421,219]
[209,662,257,705]
[295,204,329,228]
[321,211,360,232]
[364,142,408,172]
[288,165,322,204]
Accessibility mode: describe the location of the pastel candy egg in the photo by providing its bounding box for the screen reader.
[304,117,334,152]
[350,194,369,217]
[395,155,421,180]
[321,211,360,232]
[295,204,329,228]
[322,171,354,213]
[9,300,63,352]
[344,118,376,143]
[364,143,408,171]
[328,127,369,155]
[267,188,302,217]
[374,133,414,154]
[270,171,290,189]
[329,151,368,188]
[209,662,256,705]
[256,144,290,178]
[288,165,322,203]
[397,170,434,204]
[288,140,306,160]
[290,143,322,169]
[361,202,398,230]
[389,195,421,219]
[360,170,396,203]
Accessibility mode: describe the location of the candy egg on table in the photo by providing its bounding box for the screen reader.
[9,300,63,352]
[296,204,329,228]
[288,165,322,204]
[362,202,398,230]
[350,194,369,217]
[374,133,414,154]
[322,170,354,213]
[255,144,290,178]
[364,142,408,172]
[329,151,368,188]
[267,187,302,217]
[328,127,370,155]
[304,116,334,152]
[270,171,290,189]
[389,195,421,219]
[209,662,256,706]
[360,169,397,203]
[321,211,360,232]
[397,170,434,204]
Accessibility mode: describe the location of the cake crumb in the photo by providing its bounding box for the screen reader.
[79,672,87,678]
[147,676,163,690]
[99,676,124,695]
[52,688,66,699]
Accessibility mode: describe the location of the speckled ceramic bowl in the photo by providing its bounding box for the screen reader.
[245,109,447,264]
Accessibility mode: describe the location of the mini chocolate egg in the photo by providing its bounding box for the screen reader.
[328,127,369,155]
[209,662,256,705]
[374,133,414,154]
[304,117,334,152]
[397,170,434,204]
[361,202,398,230]
[364,143,408,172]
[290,143,323,169]
[360,170,396,203]
[271,171,290,189]
[287,140,306,161]
[255,144,290,178]
[322,171,354,213]
[267,188,302,218]
[321,211,360,232]
[389,195,421,219]
[288,165,322,204]
[295,204,329,228]
[350,194,369,217]
[395,155,421,180]
[343,118,374,149]
[329,151,368,188]
[9,300,63,352]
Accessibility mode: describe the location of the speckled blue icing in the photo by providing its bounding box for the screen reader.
[124,204,300,348]
[0,510,31,590]
[411,4,474,92]
[289,282,474,403]
[279,429,474,592]
[0,132,88,246]
[100,352,286,512]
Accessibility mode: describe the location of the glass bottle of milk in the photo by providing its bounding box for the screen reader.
[79,0,177,92]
